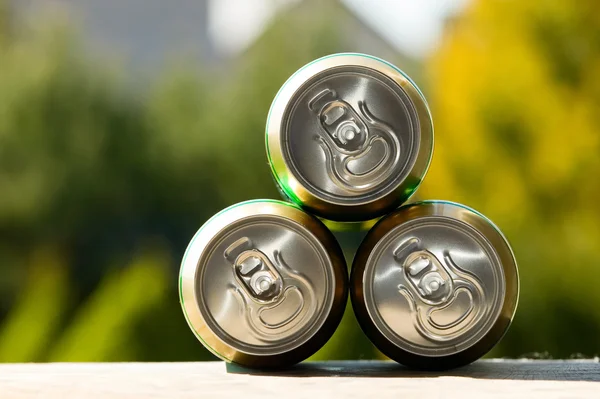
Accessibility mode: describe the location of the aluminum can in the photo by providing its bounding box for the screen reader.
[179,200,347,368]
[266,53,433,222]
[351,201,519,370]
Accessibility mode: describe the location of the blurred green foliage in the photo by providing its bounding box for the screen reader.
[0,0,599,363]
[0,0,379,362]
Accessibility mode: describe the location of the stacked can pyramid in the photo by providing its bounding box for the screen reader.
[180,53,519,371]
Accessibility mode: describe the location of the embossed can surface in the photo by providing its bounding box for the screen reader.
[179,200,347,368]
[266,53,433,222]
[351,201,519,370]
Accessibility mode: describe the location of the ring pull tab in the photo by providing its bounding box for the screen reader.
[394,238,453,305]
[309,89,368,152]
[224,237,283,302]
[223,237,317,342]
[309,89,401,193]
[394,238,486,343]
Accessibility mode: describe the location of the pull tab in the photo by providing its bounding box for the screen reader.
[224,238,282,301]
[395,237,486,343]
[309,89,368,152]
[224,237,318,342]
[309,88,401,193]
[394,238,453,305]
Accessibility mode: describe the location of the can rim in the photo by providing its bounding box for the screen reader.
[351,200,519,370]
[265,53,434,221]
[179,199,348,368]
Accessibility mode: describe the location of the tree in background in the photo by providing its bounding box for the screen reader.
[422,0,600,357]
[0,1,203,361]
[0,0,386,362]
[2,0,599,363]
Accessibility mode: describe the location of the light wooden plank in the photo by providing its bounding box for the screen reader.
[0,360,598,399]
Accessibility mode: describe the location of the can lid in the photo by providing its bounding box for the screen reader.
[355,201,518,359]
[180,200,346,364]
[267,53,433,220]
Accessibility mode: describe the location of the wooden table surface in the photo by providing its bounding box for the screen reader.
[1,360,599,398]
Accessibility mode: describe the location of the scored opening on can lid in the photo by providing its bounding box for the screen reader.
[266,53,433,220]
[353,201,519,360]
[179,200,345,362]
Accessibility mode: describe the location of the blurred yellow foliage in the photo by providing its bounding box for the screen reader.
[422,0,600,356]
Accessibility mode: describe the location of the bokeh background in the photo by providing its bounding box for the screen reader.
[1,0,599,363]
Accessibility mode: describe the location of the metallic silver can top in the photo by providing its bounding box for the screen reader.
[267,53,433,221]
[180,200,347,367]
[352,201,519,366]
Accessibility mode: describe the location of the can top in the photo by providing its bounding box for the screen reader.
[266,53,433,221]
[180,200,346,363]
[355,201,518,358]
